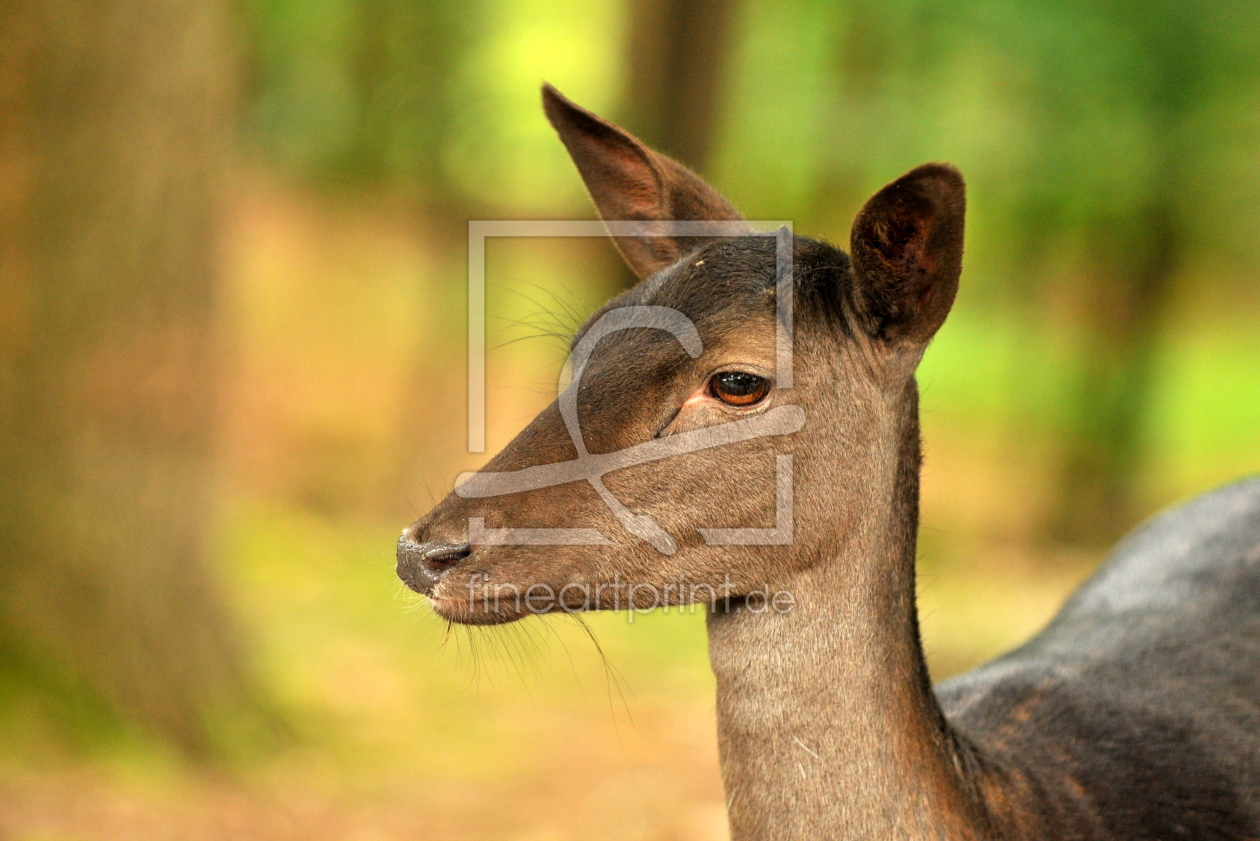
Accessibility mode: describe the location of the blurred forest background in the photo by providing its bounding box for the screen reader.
[1,0,1259,838]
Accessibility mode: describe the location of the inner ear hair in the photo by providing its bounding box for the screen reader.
[849,163,966,347]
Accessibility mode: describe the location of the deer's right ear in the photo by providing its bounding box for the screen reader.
[849,163,966,347]
[542,83,747,280]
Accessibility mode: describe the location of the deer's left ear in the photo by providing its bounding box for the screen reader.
[543,83,748,281]
[849,163,966,346]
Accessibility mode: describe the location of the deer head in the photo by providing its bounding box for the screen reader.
[397,85,965,629]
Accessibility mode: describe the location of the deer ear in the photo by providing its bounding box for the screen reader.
[542,83,747,280]
[849,163,966,346]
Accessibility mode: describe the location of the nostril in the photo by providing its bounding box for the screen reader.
[396,537,470,595]
[420,541,472,572]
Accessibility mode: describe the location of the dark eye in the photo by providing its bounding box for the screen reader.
[709,371,770,407]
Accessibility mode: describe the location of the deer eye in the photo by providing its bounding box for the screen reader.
[709,371,770,407]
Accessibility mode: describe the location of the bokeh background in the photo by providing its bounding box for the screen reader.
[2,0,1259,838]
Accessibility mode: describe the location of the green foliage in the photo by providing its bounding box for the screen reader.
[244,0,626,209]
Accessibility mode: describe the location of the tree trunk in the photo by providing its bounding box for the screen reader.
[1047,199,1178,546]
[0,0,256,754]
[623,0,740,173]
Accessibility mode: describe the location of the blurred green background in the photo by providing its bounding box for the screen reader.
[1,0,1259,838]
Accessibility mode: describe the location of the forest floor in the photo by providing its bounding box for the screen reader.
[0,502,1091,841]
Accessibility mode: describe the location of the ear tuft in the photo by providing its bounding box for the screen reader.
[542,83,745,280]
[849,163,966,346]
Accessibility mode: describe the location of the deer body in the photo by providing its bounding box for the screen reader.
[938,478,1260,839]
[397,86,1260,839]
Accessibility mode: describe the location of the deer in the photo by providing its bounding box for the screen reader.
[397,85,1260,840]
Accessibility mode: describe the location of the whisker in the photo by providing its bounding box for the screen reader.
[572,613,636,728]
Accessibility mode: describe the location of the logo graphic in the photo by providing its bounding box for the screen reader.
[461,221,800,554]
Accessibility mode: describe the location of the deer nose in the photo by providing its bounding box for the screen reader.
[396,537,472,595]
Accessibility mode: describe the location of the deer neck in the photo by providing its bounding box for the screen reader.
[705,380,985,840]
